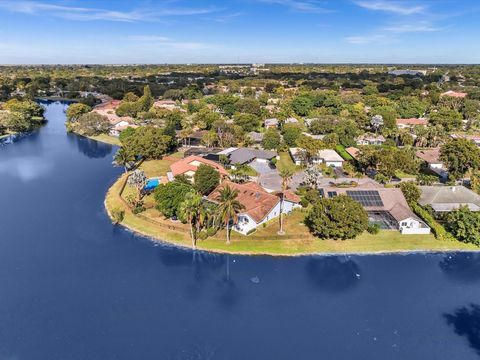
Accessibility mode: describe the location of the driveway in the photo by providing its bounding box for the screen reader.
[249,159,275,175]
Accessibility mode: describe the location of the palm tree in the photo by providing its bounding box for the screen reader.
[179,191,202,249]
[278,168,294,235]
[216,185,245,245]
[113,147,134,172]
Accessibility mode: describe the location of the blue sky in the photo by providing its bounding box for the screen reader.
[0,0,479,64]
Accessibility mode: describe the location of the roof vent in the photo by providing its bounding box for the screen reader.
[255,192,260,199]
[451,186,456,192]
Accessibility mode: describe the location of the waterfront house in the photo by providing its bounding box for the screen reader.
[419,186,480,212]
[319,182,430,235]
[207,181,301,235]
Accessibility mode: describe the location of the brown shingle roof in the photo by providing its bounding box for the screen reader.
[396,118,428,126]
[415,148,442,164]
[207,181,280,223]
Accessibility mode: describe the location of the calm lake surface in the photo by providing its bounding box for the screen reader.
[1,101,480,359]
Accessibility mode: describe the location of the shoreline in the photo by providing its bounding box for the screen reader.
[104,173,479,257]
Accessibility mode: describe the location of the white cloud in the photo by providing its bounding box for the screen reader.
[260,0,332,13]
[383,22,440,33]
[355,1,425,15]
[345,34,390,44]
[0,1,217,22]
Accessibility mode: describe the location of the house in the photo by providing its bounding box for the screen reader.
[247,131,264,144]
[356,134,386,146]
[264,118,279,129]
[207,181,301,235]
[175,130,208,147]
[450,133,480,147]
[345,147,360,161]
[153,100,184,111]
[167,155,229,182]
[441,90,468,98]
[396,118,428,129]
[285,117,299,124]
[227,148,277,167]
[302,132,325,141]
[318,150,344,168]
[415,148,444,169]
[419,186,480,212]
[319,183,430,235]
[109,123,138,137]
[289,148,344,167]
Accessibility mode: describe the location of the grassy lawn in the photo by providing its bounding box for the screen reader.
[106,174,478,256]
[88,134,122,146]
[138,153,183,178]
[395,170,417,179]
[277,151,301,174]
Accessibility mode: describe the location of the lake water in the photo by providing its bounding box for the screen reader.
[1,101,480,359]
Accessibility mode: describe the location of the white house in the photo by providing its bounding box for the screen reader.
[289,148,343,167]
[319,184,430,235]
[264,118,279,128]
[207,181,301,235]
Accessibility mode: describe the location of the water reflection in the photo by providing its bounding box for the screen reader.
[0,155,54,182]
[439,253,480,283]
[306,256,361,293]
[68,133,113,158]
[444,303,480,356]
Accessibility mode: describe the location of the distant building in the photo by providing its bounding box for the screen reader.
[450,133,480,147]
[356,134,386,146]
[441,90,468,98]
[284,117,299,124]
[396,118,428,129]
[247,131,264,144]
[389,69,426,76]
[289,148,344,167]
[419,186,480,212]
[415,148,444,169]
[264,118,279,129]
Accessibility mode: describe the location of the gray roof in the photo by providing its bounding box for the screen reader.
[248,131,264,142]
[228,148,277,165]
[419,186,480,212]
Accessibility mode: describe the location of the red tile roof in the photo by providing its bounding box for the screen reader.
[207,181,280,223]
[396,118,428,126]
[441,90,468,98]
[170,155,229,177]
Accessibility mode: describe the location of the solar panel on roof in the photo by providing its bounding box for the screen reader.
[346,190,384,207]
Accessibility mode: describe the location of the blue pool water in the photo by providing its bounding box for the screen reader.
[144,178,160,191]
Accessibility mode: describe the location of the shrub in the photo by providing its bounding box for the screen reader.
[197,231,208,241]
[206,227,217,237]
[367,223,380,234]
[132,205,146,214]
[111,208,125,224]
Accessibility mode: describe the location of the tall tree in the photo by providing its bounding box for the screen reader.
[113,147,134,172]
[278,168,294,235]
[179,191,202,249]
[216,185,245,244]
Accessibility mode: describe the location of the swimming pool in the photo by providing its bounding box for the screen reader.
[144,178,160,191]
